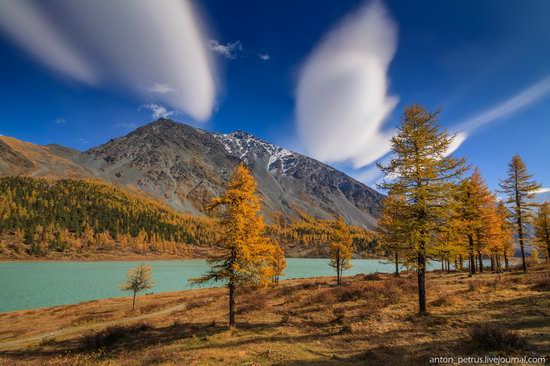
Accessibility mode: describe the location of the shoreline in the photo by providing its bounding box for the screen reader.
[0,255,386,263]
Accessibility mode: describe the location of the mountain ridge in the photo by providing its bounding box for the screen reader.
[0,119,384,228]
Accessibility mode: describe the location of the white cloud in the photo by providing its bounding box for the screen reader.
[536,187,550,194]
[296,0,398,169]
[444,131,468,157]
[0,0,215,121]
[54,118,66,125]
[258,53,271,61]
[140,104,176,119]
[148,83,176,94]
[209,40,242,59]
[448,76,550,153]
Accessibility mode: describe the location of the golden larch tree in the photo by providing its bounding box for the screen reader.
[378,104,466,313]
[191,163,274,328]
[271,243,287,284]
[454,168,492,276]
[534,202,550,262]
[328,218,353,285]
[378,189,413,276]
[499,155,540,272]
[495,201,514,270]
[120,264,153,310]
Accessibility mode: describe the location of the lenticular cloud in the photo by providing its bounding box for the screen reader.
[0,0,215,121]
[296,0,398,168]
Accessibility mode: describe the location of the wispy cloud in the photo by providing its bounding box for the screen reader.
[258,53,271,61]
[140,104,176,119]
[296,0,398,169]
[444,131,468,157]
[351,165,384,186]
[0,0,215,121]
[148,83,176,94]
[448,76,550,153]
[536,187,550,194]
[208,40,242,59]
[54,117,66,125]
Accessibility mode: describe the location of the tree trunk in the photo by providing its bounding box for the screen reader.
[228,282,236,328]
[441,259,444,272]
[336,249,341,285]
[518,215,527,273]
[468,235,475,276]
[459,255,464,270]
[446,260,450,272]
[132,291,137,311]
[490,256,495,272]
[394,252,400,277]
[478,250,484,273]
[417,250,427,314]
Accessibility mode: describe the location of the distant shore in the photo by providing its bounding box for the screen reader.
[0,247,384,262]
[0,245,212,262]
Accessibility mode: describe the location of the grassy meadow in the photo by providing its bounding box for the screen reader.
[0,265,548,365]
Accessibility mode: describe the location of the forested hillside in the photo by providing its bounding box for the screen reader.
[0,177,217,258]
[267,211,379,257]
[0,177,379,259]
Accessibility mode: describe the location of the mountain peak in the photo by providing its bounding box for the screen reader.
[14,118,384,228]
[146,117,179,129]
[229,129,254,139]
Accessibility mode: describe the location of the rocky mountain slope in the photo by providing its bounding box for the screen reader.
[0,119,384,228]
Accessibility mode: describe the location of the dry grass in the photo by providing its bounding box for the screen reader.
[469,324,526,351]
[82,322,152,350]
[0,267,548,365]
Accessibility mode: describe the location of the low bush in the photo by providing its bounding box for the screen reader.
[82,322,151,350]
[363,273,381,281]
[333,286,365,302]
[469,324,526,351]
[528,272,550,291]
[237,295,268,314]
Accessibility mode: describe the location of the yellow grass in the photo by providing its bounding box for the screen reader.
[0,266,548,365]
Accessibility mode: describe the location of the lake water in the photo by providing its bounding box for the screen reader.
[0,259,442,313]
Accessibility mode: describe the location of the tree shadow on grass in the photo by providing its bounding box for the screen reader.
[0,321,227,362]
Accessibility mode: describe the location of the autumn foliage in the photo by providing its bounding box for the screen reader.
[191,163,283,327]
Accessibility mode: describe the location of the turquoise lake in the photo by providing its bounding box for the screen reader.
[0,259,442,313]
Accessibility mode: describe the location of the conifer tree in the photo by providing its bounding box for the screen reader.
[454,169,494,275]
[191,163,273,328]
[530,249,539,265]
[495,202,514,270]
[328,218,353,285]
[534,202,550,262]
[379,104,466,313]
[499,155,540,272]
[271,244,286,284]
[120,264,153,310]
[378,189,412,276]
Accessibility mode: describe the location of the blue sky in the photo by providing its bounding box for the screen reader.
[0,0,549,193]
